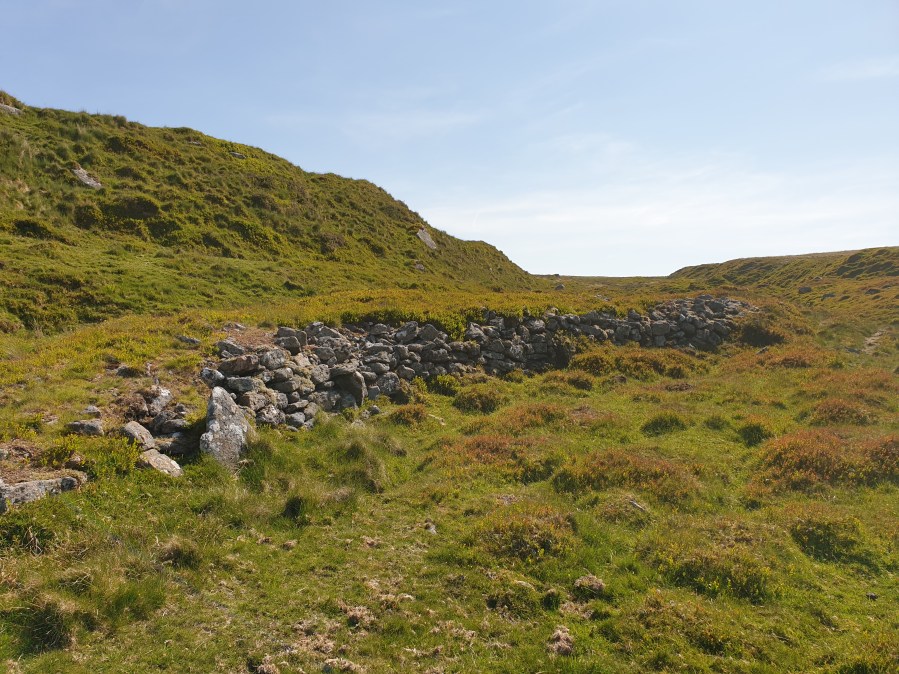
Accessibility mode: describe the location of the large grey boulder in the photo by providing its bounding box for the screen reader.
[200,386,255,469]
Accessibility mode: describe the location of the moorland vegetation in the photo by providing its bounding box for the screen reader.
[0,93,896,673]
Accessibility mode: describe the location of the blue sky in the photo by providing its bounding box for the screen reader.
[4,0,898,275]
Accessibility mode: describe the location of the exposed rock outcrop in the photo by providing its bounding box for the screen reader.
[72,166,102,189]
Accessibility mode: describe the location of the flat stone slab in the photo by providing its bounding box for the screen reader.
[138,449,183,477]
[0,473,86,513]
[122,421,156,449]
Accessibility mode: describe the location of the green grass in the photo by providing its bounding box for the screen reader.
[0,92,534,333]
[1,91,898,672]
[1,305,895,671]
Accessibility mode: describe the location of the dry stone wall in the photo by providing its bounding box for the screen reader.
[201,296,754,435]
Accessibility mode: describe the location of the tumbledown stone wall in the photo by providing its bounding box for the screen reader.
[200,296,754,431]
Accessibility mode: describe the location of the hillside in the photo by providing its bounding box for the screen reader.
[0,93,897,674]
[0,91,532,332]
[671,247,898,287]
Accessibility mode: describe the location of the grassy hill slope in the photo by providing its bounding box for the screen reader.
[0,92,897,673]
[669,247,899,345]
[671,247,898,286]
[0,91,533,332]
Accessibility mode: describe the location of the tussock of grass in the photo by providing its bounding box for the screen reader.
[757,345,828,369]
[643,519,778,603]
[389,403,428,426]
[475,506,573,562]
[569,345,702,380]
[641,411,689,436]
[438,433,559,482]
[453,384,505,414]
[612,590,743,659]
[807,397,874,426]
[554,449,698,502]
[736,316,788,347]
[736,417,774,447]
[492,402,568,435]
[485,574,542,617]
[426,374,461,396]
[785,503,878,566]
[540,370,595,392]
[157,536,202,569]
[756,430,897,491]
[15,593,77,653]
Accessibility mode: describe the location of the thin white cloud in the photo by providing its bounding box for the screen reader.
[819,56,899,81]
[344,109,485,143]
[421,156,899,276]
[263,106,485,148]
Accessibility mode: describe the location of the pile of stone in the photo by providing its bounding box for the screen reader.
[66,385,191,477]
[200,296,754,433]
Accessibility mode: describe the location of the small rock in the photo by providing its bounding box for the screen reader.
[274,335,303,354]
[798,286,812,294]
[122,421,156,449]
[226,376,259,393]
[72,166,102,189]
[67,419,104,436]
[256,405,286,426]
[417,227,438,250]
[200,367,226,388]
[218,354,260,376]
[176,335,201,346]
[115,364,142,377]
[154,432,191,456]
[144,386,172,417]
[155,417,190,435]
[215,339,245,356]
[83,405,102,418]
[285,412,306,427]
[0,474,85,512]
[259,349,287,370]
[0,102,22,115]
[138,449,183,477]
